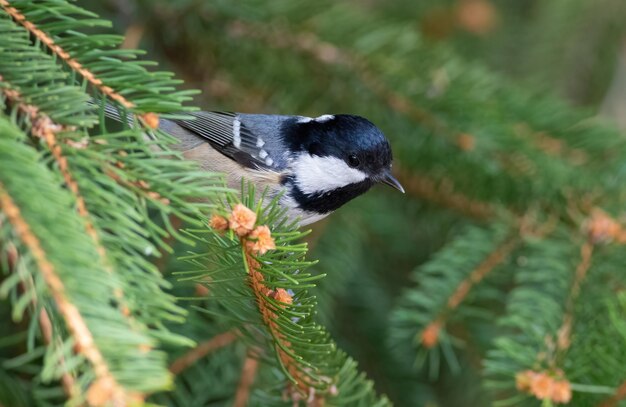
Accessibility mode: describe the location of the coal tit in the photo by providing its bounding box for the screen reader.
[107,108,404,225]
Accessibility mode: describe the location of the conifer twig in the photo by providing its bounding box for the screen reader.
[420,236,517,347]
[556,241,594,351]
[155,215,183,272]
[1,0,160,129]
[396,167,495,220]
[597,381,626,407]
[103,164,171,206]
[233,352,260,407]
[212,204,331,402]
[0,184,131,406]
[169,330,239,375]
[39,309,79,399]
[0,0,134,109]
[242,243,306,392]
[2,88,95,252]
[515,239,594,404]
[9,243,79,399]
[447,238,518,310]
[121,23,146,50]
[514,124,588,166]
[1,86,138,320]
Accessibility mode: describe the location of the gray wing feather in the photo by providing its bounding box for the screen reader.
[171,112,286,170]
[178,112,238,147]
[95,100,288,170]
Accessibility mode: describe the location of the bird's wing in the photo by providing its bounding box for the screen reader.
[95,103,286,170]
[171,111,277,170]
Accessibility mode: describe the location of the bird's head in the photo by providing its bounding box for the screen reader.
[283,114,404,214]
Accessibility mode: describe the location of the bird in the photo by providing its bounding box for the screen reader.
[103,106,404,225]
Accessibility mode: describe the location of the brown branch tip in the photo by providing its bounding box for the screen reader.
[516,369,571,404]
[584,209,626,245]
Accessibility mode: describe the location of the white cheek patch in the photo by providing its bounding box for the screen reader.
[293,153,368,195]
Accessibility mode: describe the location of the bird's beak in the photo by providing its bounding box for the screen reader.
[379,171,405,193]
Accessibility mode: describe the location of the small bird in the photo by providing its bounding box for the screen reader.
[106,108,404,225]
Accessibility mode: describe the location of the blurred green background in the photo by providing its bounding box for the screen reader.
[72,1,626,406]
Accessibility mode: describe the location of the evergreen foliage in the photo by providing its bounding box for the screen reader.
[1,0,626,406]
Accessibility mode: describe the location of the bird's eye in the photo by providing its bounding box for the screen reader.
[347,154,360,168]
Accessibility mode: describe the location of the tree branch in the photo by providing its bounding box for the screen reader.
[8,242,79,400]
[233,352,260,407]
[1,85,138,322]
[556,241,594,351]
[0,0,135,109]
[169,330,239,375]
[396,166,495,220]
[421,236,517,348]
[597,381,626,407]
[0,184,130,405]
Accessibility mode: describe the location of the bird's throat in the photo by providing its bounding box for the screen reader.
[286,177,373,214]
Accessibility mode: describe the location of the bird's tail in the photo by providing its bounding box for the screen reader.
[88,99,205,151]
[87,99,160,141]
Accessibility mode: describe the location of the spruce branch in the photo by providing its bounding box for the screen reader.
[420,236,518,349]
[1,0,197,115]
[0,113,187,403]
[513,123,588,167]
[231,204,330,400]
[481,213,626,405]
[596,291,626,406]
[169,329,239,375]
[0,85,134,315]
[185,193,390,406]
[556,241,594,352]
[396,166,495,220]
[0,185,130,405]
[7,242,80,401]
[597,380,626,407]
[0,77,177,346]
[0,0,162,131]
[38,308,79,400]
[511,240,594,405]
[1,0,226,350]
[233,352,260,407]
[390,223,515,375]
[0,0,135,110]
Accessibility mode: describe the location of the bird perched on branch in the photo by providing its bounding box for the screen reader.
[104,106,404,225]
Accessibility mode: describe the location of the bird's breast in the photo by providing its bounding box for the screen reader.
[182,142,330,225]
